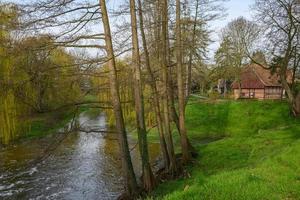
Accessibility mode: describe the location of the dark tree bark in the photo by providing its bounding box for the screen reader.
[99,0,138,197]
[137,0,170,170]
[160,0,178,175]
[129,0,156,192]
[175,0,191,164]
[186,0,199,103]
[254,0,300,116]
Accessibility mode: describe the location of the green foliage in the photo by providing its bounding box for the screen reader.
[212,17,260,83]
[0,4,26,144]
[14,36,82,113]
[213,36,241,82]
[150,100,300,200]
[0,12,83,144]
[0,91,18,144]
[92,60,156,128]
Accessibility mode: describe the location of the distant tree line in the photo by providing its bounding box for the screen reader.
[0,5,83,144]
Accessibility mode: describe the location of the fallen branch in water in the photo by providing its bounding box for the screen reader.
[78,128,117,134]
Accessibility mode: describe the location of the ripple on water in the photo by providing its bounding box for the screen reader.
[0,112,160,199]
[28,167,38,175]
[0,190,13,198]
[0,183,15,191]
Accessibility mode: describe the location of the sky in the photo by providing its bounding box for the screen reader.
[7,0,254,60]
[110,0,256,60]
[107,0,254,54]
[224,0,252,21]
[208,0,253,59]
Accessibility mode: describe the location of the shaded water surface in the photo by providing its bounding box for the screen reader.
[0,112,160,200]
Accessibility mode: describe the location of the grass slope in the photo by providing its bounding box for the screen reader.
[149,99,300,200]
[22,95,99,140]
[24,109,76,139]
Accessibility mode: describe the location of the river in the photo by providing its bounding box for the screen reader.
[0,112,160,200]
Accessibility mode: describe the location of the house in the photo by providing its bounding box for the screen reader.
[232,64,292,100]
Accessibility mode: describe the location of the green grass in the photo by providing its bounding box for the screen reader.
[24,106,92,139]
[22,95,99,139]
[149,99,300,200]
[24,109,78,139]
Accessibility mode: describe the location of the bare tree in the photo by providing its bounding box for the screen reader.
[129,0,156,192]
[185,0,200,101]
[254,0,300,116]
[99,0,138,197]
[216,17,260,97]
[183,0,226,101]
[175,0,191,164]
[160,0,178,175]
[137,0,170,170]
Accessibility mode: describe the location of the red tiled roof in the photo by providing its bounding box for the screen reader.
[232,64,290,89]
[251,64,281,87]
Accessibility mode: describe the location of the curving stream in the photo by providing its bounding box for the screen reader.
[0,112,160,200]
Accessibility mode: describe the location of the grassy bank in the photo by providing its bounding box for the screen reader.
[23,109,78,139]
[21,95,100,140]
[149,99,300,200]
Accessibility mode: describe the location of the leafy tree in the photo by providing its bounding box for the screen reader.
[0,4,25,145]
[14,35,82,113]
[214,36,240,82]
[213,17,260,96]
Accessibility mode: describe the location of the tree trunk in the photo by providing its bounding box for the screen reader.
[294,93,300,116]
[175,0,191,164]
[186,0,199,104]
[280,37,299,117]
[169,103,196,154]
[129,0,156,192]
[165,2,196,156]
[137,0,170,170]
[99,0,138,197]
[160,0,177,175]
[167,54,196,155]
[281,74,299,116]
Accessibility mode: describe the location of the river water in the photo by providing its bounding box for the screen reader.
[0,112,160,200]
